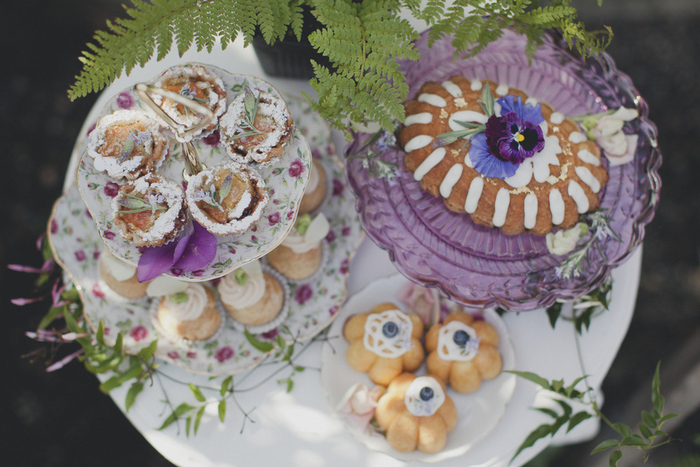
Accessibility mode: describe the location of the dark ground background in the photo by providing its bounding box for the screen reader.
[2,1,699,466]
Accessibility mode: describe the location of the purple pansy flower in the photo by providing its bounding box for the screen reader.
[116,91,135,109]
[137,221,217,282]
[484,112,545,164]
[215,346,234,363]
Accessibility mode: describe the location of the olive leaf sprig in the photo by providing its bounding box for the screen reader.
[116,192,167,216]
[433,85,495,149]
[120,129,153,163]
[231,87,263,141]
[193,172,233,211]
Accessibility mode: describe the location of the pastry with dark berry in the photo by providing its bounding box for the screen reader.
[343,303,424,386]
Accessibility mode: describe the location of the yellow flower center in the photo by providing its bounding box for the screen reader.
[515,133,525,142]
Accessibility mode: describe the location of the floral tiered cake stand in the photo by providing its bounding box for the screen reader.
[52,31,647,467]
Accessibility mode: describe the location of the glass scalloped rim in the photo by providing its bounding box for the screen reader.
[345,28,662,312]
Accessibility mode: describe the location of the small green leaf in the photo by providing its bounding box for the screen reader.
[641,410,656,428]
[170,292,189,304]
[218,400,226,422]
[218,172,233,202]
[614,422,632,438]
[38,305,67,329]
[194,406,205,434]
[189,383,206,402]
[511,423,554,462]
[244,329,274,352]
[546,302,562,329]
[567,411,592,433]
[609,449,622,467]
[296,214,312,235]
[120,139,135,162]
[638,422,653,440]
[125,382,144,412]
[96,320,106,346]
[186,414,192,437]
[234,268,248,286]
[591,438,620,454]
[63,308,81,333]
[220,376,233,397]
[286,379,294,393]
[507,370,551,389]
[158,403,195,431]
[535,407,558,418]
[652,361,664,414]
[621,435,647,447]
[138,339,158,361]
[114,333,124,354]
[659,413,678,424]
[99,376,122,393]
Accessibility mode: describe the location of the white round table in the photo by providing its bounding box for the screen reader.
[65,38,642,467]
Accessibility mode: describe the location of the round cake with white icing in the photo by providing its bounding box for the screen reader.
[399,77,609,236]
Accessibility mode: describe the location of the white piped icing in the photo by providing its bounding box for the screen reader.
[465,177,483,213]
[405,376,446,417]
[577,149,600,167]
[575,166,601,193]
[495,83,510,96]
[305,160,320,193]
[448,111,488,130]
[417,93,447,108]
[437,321,480,362]
[414,148,446,181]
[218,264,266,310]
[550,112,565,124]
[493,188,510,227]
[470,79,483,91]
[505,160,533,188]
[363,309,414,358]
[525,97,539,106]
[533,135,562,183]
[405,135,433,152]
[282,227,320,254]
[569,131,588,144]
[101,249,137,281]
[524,193,538,229]
[464,151,475,168]
[146,276,188,297]
[549,189,565,225]
[440,164,463,198]
[568,180,590,213]
[441,80,462,98]
[405,112,433,126]
[163,284,209,322]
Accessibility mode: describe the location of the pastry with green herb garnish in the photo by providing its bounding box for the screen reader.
[151,64,227,142]
[220,87,294,167]
[88,110,168,180]
[185,161,269,236]
[217,260,285,327]
[112,173,187,247]
[266,213,329,280]
[157,283,221,341]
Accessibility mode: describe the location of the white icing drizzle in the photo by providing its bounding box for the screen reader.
[404,376,446,417]
[440,164,463,198]
[577,149,600,167]
[465,177,484,213]
[414,148,446,181]
[495,83,509,96]
[493,188,510,227]
[470,79,483,91]
[363,309,414,358]
[568,180,590,213]
[405,112,433,126]
[437,321,480,362]
[417,93,447,108]
[218,268,266,309]
[405,135,433,152]
[464,151,475,168]
[549,189,565,225]
[441,80,462,98]
[550,111,565,124]
[524,193,538,229]
[568,131,588,144]
[532,135,562,183]
[505,160,533,188]
[575,166,601,193]
[448,111,488,130]
[164,284,209,322]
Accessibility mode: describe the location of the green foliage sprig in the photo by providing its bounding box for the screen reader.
[546,276,613,333]
[68,0,611,139]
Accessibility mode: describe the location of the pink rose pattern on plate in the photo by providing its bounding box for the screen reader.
[51,96,362,375]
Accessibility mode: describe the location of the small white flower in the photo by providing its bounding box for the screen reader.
[546,223,588,256]
[336,384,384,432]
[592,107,638,165]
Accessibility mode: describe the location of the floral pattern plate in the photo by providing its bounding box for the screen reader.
[345,29,662,311]
[76,64,311,281]
[50,100,364,375]
[320,274,516,463]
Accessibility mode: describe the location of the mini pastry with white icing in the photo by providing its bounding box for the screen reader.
[218,260,285,326]
[151,64,228,142]
[112,173,188,247]
[88,110,168,180]
[425,311,503,394]
[374,373,457,453]
[343,303,424,386]
[298,159,327,215]
[399,77,609,236]
[266,213,329,280]
[220,88,294,167]
[156,283,221,341]
[99,247,150,299]
[185,161,269,236]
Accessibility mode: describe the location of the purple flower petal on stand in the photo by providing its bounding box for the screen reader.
[137,226,194,283]
[469,133,518,179]
[497,95,544,125]
[173,221,217,271]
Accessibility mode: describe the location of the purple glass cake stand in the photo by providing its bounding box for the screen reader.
[345,29,662,312]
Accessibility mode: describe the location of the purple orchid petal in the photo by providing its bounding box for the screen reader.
[11,297,44,306]
[469,133,518,179]
[173,221,217,272]
[7,264,44,274]
[137,226,194,283]
[497,95,544,125]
